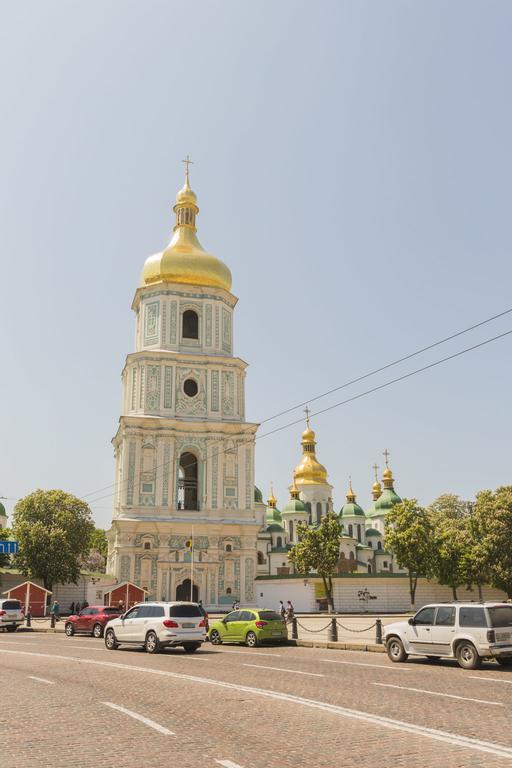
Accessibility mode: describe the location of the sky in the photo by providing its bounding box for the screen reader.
[1,1,511,529]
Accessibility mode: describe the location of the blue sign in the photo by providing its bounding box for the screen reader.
[0,541,18,554]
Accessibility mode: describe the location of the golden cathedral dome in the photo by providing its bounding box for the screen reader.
[293,417,329,485]
[141,162,232,292]
[383,468,393,481]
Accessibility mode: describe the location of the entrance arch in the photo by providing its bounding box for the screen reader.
[176,578,198,602]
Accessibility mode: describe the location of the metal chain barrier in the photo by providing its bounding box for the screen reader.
[296,620,333,633]
[335,620,377,633]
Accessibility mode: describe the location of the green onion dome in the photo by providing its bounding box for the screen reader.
[266,523,284,533]
[340,482,365,518]
[364,527,382,537]
[282,498,306,515]
[369,467,401,516]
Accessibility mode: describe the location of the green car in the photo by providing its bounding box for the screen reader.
[209,608,288,647]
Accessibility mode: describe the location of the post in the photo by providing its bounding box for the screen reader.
[291,616,298,640]
[375,618,383,645]
[50,613,56,629]
[190,526,194,601]
[26,611,31,628]
[328,617,338,642]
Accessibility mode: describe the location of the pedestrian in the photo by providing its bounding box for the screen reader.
[279,600,286,621]
[286,600,294,623]
[232,600,237,610]
[198,600,209,633]
[70,601,75,615]
[50,600,60,622]
[82,600,89,609]
[75,601,81,614]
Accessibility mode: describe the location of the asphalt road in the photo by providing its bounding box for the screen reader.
[1,631,511,767]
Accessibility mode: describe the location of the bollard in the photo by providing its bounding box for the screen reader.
[291,616,298,640]
[50,613,56,629]
[328,617,338,642]
[375,618,383,645]
[26,612,32,628]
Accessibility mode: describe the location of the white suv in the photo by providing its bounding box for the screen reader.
[385,602,512,669]
[0,599,24,632]
[104,601,207,654]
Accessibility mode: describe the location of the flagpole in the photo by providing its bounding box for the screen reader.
[190,525,194,601]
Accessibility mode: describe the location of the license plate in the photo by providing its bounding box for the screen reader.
[272,631,282,636]
[182,622,195,629]
[497,631,512,642]
[7,614,16,619]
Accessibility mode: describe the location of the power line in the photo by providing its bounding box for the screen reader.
[85,325,512,508]
[81,305,512,502]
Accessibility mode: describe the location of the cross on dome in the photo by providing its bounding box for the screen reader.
[304,405,311,428]
[383,449,390,468]
[372,463,379,482]
[182,154,194,180]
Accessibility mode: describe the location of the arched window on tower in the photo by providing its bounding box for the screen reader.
[316,502,322,523]
[377,540,382,550]
[182,310,199,340]
[348,524,353,538]
[357,524,362,542]
[305,502,312,523]
[289,520,294,540]
[276,537,282,548]
[178,452,198,510]
[257,551,265,565]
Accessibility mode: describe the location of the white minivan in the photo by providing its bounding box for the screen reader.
[384,602,512,669]
[104,601,207,654]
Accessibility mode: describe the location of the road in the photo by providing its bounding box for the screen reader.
[1,631,511,767]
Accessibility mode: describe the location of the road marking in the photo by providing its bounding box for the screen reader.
[62,645,107,652]
[28,675,55,685]
[320,659,411,671]
[243,663,323,677]
[373,683,504,706]
[2,649,512,759]
[469,675,512,685]
[215,761,244,767]
[102,702,175,735]
[214,649,282,658]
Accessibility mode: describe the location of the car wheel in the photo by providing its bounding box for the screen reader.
[210,630,222,645]
[456,641,481,670]
[386,637,408,663]
[65,622,75,637]
[183,643,200,653]
[92,623,103,639]
[104,628,119,650]
[145,631,161,654]
[6,626,17,633]
[496,657,512,667]
[245,631,258,648]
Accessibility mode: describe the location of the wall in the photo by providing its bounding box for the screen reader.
[256,576,508,613]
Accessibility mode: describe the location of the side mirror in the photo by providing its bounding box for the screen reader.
[408,617,414,625]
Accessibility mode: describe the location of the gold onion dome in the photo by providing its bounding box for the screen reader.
[141,163,232,292]
[294,418,328,485]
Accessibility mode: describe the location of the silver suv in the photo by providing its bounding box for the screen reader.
[104,601,207,654]
[384,602,512,669]
[0,599,24,632]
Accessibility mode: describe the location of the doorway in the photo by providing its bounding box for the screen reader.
[176,579,198,602]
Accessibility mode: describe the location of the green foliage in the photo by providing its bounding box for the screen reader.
[385,498,435,607]
[12,489,94,590]
[89,528,108,558]
[289,512,341,611]
[0,527,13,568]
[428,495,474,599]
[473,486,512,598]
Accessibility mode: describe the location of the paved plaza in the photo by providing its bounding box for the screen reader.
[1,630,512,767]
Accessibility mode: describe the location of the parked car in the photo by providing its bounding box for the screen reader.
[65,605,123,638]
[384,602,512,669]
[104,601,207,654]
[0,599,24,632]
[208,608,288,647]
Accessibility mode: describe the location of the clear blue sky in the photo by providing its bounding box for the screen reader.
[1,1,511,529]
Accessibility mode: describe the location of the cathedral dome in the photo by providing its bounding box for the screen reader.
[340,482,365,518]
[141,166,232,292]
[294,419,328,486]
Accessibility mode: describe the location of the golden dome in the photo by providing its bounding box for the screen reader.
[267,485,277,508]
[294,418,328,486]
[383,468,393,480]
[302,426,315,443]
[141,166,232,292]
[372,480,382,493]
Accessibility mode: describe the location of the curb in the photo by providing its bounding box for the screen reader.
[288,640,385,653]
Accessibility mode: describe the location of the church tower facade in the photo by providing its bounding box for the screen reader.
[107,165,260,608]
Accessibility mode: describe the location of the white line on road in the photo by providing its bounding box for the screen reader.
[243,663,323,677]
[469,675,512,685]
[215,760,244,767]
[214,649,282,657]
[373,682,504,706]
[2,649,512,760]
[320,659,411,671]
[28,676,55,685]
[102,702,175,735]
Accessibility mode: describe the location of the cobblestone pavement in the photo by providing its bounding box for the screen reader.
[1,631,511,767]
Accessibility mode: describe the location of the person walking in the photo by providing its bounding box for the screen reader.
[50,600,60,622]
[82,600,89,609]
[286,600,294,623]
[279,600,286,621]
[69,601,75,615]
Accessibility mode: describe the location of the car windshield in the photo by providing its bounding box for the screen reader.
[487,606,512,628]
[103,607,122,614]
[258,611,282,621]
[168,605,202,618]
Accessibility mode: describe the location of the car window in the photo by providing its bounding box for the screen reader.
[80,608,92,616]
[487,606,512,628]
[124,607,140,619]
[239,611,254,621]
[103,607,121,615]
[435,606,455,626]
[145,606,165,618]
[168,605,202,618]
[414,607,435,625]
[258,611,282,622]
[459,607,488,627]
[89,608,99,615]
[2,600,22,610]
[136,605,153,618]
[224,611,241,623]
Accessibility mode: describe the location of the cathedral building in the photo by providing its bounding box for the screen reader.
[107,165,403,607]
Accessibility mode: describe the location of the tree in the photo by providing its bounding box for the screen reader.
[428,495,474,600]
[89,528,108,559]
[12,489,94,590]
[288,511,341,612]
[385,499,435,608]
[0,527,13,568]
[474,486,512,598]
[80,549,106,573]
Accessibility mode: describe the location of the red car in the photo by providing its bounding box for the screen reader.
[65,605,123,638]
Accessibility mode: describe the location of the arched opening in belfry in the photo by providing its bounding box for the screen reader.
[182,310,199,340]
[178,452,198,510]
